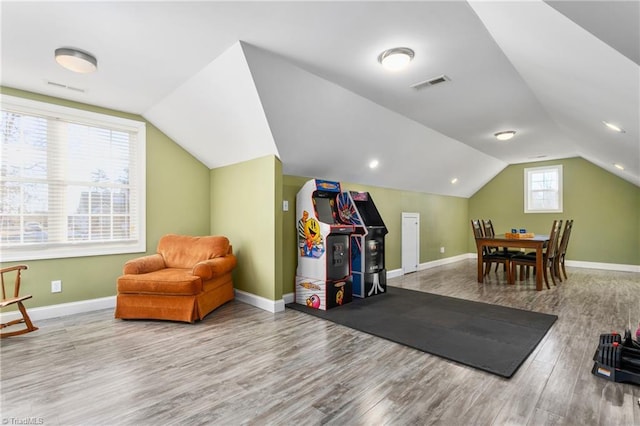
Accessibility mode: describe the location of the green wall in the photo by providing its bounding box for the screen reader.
[0,87,211,308]
[282,175,469,295]
[3,89,638,313]
[210,155,283,301]
[469,157,640,265]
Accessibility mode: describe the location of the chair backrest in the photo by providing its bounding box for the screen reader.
[558,219,573,256]
[1,264,29,300]
[545,220,563,259]
[470,219,484,239]
[482,219,495,238]
[157,234,231,268]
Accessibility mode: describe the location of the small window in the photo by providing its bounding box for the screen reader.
[1,95,146,261]
[524,165,563,213]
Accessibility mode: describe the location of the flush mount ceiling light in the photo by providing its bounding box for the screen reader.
[602,121,625,133]
[450,178,458,184]
[55,48,98,73]
[377,47,415,71]
[369,159,379,169]
[494,130,516,141]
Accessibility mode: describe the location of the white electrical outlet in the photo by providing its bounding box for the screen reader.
[440,246,445,253]
[283,200,289,211]
[51,280,62,293]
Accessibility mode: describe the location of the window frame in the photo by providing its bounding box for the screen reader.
[1,95,146,262]
[524,164,563,214]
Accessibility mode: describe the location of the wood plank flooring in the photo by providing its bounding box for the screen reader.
[1,259,639,425]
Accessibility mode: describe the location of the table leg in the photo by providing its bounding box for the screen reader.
[477,242,484,283]
[535,245,543,291]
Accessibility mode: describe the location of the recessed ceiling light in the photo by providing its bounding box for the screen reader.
[55,47,98,73]
[377,47,415,71]
[369,159,379,169]
[602,121,625,133]
[494,130,516,141]
[450,178,458,184]
[614,163,625,170]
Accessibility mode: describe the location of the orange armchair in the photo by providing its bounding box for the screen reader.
[115,234,237,323]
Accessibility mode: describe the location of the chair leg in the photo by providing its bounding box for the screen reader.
[561,256,568,280]
[0,302,38,338]
[551,257,562,283]
[519,265,525,281]
[542,265,551,289]
[548,259,558,286]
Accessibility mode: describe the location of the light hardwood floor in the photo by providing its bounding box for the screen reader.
[1,259,639,425]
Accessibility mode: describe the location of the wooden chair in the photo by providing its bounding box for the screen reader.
[510,220,562,289]
[556,219,574,281]
[1,265,38,338]
[471,219,511,282]
[482,219,520,266]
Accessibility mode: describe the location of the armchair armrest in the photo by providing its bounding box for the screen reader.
[123,254,166,275]
[192,255,237,280]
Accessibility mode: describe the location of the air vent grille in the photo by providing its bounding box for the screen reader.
[410,74,451,90]
[46,81,86,93]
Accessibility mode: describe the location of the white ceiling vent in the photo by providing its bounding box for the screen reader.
[410,74,451,90]
[46,80,86,93]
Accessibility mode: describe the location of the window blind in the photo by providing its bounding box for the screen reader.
[0,95,146,261]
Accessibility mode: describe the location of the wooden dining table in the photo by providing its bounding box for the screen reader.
[475,234,550,291]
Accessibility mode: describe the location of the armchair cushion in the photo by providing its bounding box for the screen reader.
[123,254,166,275]
[192,256,237,280]
[117,269,202,295]
[158,234,230,268]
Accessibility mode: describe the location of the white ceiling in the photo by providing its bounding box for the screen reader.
[1,1,638,197]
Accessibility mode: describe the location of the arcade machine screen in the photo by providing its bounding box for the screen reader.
[353,198,385,227]
[313,195,336,224]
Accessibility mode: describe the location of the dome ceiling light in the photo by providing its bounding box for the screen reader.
[55,48,98,73]
[377,47,415,71]
[494,130,516,141]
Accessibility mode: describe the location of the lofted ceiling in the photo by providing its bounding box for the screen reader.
[1,1,638,197]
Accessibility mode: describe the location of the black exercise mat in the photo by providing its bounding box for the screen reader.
[287,286,557,378]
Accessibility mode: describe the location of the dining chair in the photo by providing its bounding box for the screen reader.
[483,218,520,261]
[471,219,512,282]
[1,264,38,338]
[481,219,499,272]
[556,219,574,281]
[510,220,562,289]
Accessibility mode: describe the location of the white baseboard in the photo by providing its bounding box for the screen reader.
[0,290,289,324]
[3,256,637,323]
[0,296,116,324]
[233,288,287,313]
[388,253,475,277]
[419,253,474,271]
[387,268,404,279]
[564,260,640,273]
[283,292,294,304]
[469,252,638,273]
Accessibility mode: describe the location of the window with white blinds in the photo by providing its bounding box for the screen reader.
[1,95,146,261]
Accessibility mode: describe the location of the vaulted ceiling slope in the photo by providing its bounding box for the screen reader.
[1,1,638,197]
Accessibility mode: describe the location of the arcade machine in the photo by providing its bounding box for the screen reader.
[337,191,388,298]
[295,179,355,310]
